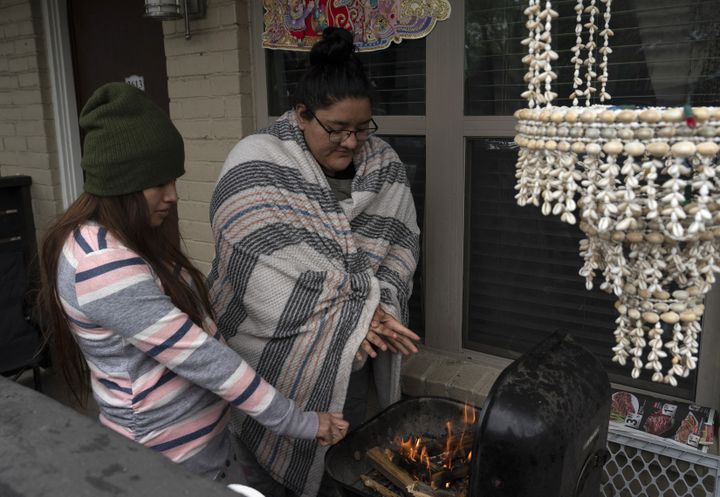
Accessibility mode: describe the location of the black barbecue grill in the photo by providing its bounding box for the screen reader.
[325,333,611,497]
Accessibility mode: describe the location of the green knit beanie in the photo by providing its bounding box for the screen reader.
[79,82,185,196]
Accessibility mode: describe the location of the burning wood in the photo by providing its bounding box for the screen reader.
[362,405,478,497]
[361,475,402,497]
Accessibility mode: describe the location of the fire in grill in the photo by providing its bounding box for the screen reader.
[326,333,611,497]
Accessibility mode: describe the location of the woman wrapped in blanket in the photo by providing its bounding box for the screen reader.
[37,83,348,487]
[208,27,421,497]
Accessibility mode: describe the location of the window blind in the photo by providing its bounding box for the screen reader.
[465,0,720,115]
[464,138,696,399]
[265,38,427,116]
[381,136,426,337]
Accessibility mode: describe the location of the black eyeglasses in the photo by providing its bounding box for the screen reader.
[308,111,378,144]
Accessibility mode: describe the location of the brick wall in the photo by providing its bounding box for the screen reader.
[163,0,255,274]
[0,0,62,239]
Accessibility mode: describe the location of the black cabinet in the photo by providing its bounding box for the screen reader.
[0,175,43,389]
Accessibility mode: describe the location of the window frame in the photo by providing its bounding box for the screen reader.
[248,1,720,410]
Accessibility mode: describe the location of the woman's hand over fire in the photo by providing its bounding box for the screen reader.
[356,307,420,361]
[316,412,349,446]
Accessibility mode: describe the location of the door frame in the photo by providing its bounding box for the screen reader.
[42,0,83,209]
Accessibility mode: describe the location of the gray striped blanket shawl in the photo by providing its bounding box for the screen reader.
[208,111,420,497]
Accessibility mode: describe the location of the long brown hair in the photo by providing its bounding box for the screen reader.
[38,191,213,406]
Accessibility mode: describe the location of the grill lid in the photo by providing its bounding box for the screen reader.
[469,332,610,497]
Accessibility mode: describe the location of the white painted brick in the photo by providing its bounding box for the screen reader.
[1,2,31,23]
[183,239,216,264]
[232,49,250,74]
[27,135,53,153]
[220,2,249,26]
[4,136,26,151]
[30,182,58,201]
[184,138,236,162]
[13,37,36,55]
[170,97,225,119]
[8,55,29,72]
[0,107,24,120]
[179,219,213,243]
[0,149,49,167]
[175,118,213,139]
[11,88,41,104]
[0,42,15,56]
[15,119,45,136]
[167,52,229,77]
[3,20,33,38]
[0,75,19,89]
[224,94,253,118]
[21,104,46,120]
[164,28,239,57]
[31,198,60,219]
[186,9,222,32]
[0,122,15,136]
[181,161,223,182]
[177,179,214,202]
[209,118,251,139]
[190,259,212,276]
[178,200,211,222]
[168,77,212,98]
[209,74,241,96]
[18,71,39,87]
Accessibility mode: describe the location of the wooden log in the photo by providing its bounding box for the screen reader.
[406,481,455,497]
[366,446,415,490]
[361,475,402,497]
[430,465,469,488]
[432,433,474,455]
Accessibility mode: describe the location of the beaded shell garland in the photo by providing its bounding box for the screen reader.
[514,0,720,386]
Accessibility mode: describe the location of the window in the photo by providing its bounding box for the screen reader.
[463,0,719,399]
[465,0,720,115]
[262,38,428,336]
[251,1,720,405]
[381,136,426,336]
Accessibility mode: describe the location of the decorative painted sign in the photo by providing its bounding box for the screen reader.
[262,0,451,52]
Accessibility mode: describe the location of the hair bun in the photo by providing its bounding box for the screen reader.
[309,27,355,66]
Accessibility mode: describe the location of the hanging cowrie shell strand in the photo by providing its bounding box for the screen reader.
[515,0,720,386]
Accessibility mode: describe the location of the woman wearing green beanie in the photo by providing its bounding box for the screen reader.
[38,82,348,486]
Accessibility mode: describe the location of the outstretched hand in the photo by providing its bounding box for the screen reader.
[355,307,420,361]
[316,412,349,446]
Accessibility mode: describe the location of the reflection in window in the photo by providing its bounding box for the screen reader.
[465,0,720,115]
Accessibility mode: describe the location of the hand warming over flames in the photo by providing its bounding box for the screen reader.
[356,307,420,361]
[316,412,349,446]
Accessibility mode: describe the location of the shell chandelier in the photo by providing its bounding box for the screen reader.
[513,0,720,386]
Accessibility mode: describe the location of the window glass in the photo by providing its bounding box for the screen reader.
[465,0,720,115]
[464,138,696,399]
[380,135,426,337]
[266,38,426,116]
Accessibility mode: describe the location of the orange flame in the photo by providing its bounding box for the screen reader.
[444,421,454,469]
[464,403,477,425]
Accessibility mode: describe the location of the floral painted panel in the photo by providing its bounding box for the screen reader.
[263,0,450,52]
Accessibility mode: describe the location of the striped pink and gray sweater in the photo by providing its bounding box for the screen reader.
[57,223,318,477]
